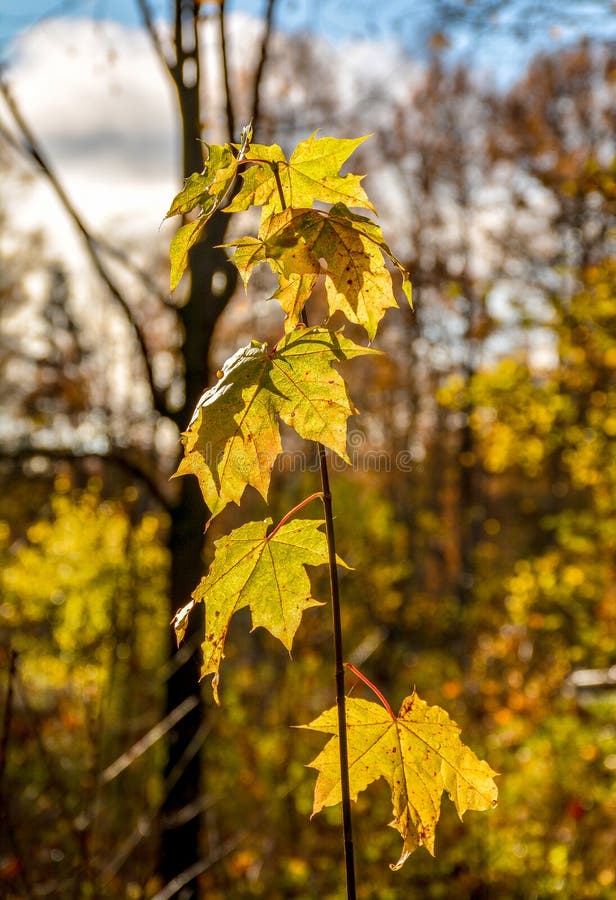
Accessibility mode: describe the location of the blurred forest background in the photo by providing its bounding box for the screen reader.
[0,1,615,898]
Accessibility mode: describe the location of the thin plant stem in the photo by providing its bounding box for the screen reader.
[317,442,357,900]
[270,161,286,210]
[271,161,357,900]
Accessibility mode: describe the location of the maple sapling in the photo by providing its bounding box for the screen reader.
[165,128,497,897]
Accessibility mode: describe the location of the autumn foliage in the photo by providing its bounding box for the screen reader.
[164,128,497,877]
[1,36,614,900]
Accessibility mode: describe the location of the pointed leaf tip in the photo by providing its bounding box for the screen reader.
[172,598,195,646]
[402,277,413,309]
[169,219,207,291]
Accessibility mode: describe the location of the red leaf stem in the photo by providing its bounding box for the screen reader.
[344,663,396,721]
[267,492,323,540]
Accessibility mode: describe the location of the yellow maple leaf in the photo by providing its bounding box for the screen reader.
[302,687,498,869]
[173,514,348,704]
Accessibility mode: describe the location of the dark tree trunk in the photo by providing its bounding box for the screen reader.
[155,0,278,888]
[160,219,237,896]
[161,478,206,895]
[158,4,238,893]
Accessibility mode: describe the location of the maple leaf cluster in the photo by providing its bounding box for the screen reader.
[165,131,496,870]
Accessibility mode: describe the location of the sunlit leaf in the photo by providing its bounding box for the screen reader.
[226,134,375,216]
[173,516,347,703]
[168,218,207,291]
[175,327,378,519]
[165,143,241,220]
[302,691,498,868]
[225,204,411,336]
[166,142,244,289]
[271,274,319,332]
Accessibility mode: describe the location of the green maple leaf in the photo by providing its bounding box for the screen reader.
[302,691,498,869]
[165,127,252,289]
[165,144,237,220]
[225,134,375,216]
[176,327,377,519]
[226,204,412,337]
[172,516,346,703]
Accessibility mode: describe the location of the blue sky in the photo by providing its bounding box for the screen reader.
[1,0,613,256]
[2,0,615,82]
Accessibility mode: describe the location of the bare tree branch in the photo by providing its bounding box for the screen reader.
[90,234,169,309]
[0,445,174,511]
[101,696,200,783]
[251,0,277,135]
[0,134,167,302]
[170,0,198,92]
[101,789,216,883]
[151,835,244,900]
[0,78,168,417]
[135,0,176,75]
[219,0,235,142]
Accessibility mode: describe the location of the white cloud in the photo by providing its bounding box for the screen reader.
[0,12,421,257]
[2,17,177,243]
